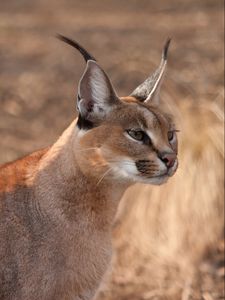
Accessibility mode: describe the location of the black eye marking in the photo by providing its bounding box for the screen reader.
[135,160,157,175]
[126,129,151,145]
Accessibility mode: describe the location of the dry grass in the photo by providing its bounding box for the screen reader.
[0,0,224,299]
[97,93,224,300]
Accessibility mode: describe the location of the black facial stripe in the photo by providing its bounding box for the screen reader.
[135,160,155,173]
[143,133,151,146]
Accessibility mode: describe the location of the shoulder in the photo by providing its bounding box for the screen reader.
[0,147,49,192]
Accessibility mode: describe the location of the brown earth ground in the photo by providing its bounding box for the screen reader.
[0,1,224,299]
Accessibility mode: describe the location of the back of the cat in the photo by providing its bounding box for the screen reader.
[0,149,55,300]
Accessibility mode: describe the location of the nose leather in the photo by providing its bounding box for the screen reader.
[160,152,176,168]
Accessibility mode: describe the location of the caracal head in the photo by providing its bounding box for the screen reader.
[59,35,178,185]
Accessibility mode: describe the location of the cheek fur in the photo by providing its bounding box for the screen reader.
[103,135,166,178]
[116,159,138,177]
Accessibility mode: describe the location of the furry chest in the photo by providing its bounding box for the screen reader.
[56,230,112,300]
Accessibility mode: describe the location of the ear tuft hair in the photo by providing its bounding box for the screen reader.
[130,38,172,105]
[57,34,96,62]
[162,38,171,60]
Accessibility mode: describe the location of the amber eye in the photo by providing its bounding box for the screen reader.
[127,129,145,141]
[168,131,174,141]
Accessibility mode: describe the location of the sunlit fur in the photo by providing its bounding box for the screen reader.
[76,96,178,187]
[0,94,178,300]
[0,40,178,300]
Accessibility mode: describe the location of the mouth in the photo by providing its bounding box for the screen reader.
[136,159,178,185]
[111,158,178,185]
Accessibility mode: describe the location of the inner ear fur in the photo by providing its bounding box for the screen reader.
[77,60,120,123]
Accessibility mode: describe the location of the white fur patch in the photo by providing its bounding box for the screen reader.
[110,156,171,186]
[111,158,138,180]
[118,159,139,177]
[77,129,86,138]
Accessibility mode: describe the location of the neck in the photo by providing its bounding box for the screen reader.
[33,121,129,228]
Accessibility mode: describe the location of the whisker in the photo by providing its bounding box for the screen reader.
[107,160,134,166]
[107,159,159,171]
[97,168,113,186]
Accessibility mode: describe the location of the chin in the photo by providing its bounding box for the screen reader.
[112,160,177,186]
[135,174,169,185]
[118,171,169,185]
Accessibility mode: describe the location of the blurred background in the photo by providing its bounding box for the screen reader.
[0,0,224,299]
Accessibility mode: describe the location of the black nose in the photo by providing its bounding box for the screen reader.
[159,152,176,168]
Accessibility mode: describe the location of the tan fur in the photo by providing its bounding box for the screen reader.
[0,148,48,192]
[107,97,224,297]
[0,37,177,299]
[0,92,178,300]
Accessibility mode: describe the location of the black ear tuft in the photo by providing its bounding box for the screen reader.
[57,34,96,62]
[163,38,171,60]
[57,35,120,130]
[130,38,172,104]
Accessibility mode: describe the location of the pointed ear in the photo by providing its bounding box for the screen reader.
[130,38,171,105]
[77,60,119,121]
[57,35,119,125]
